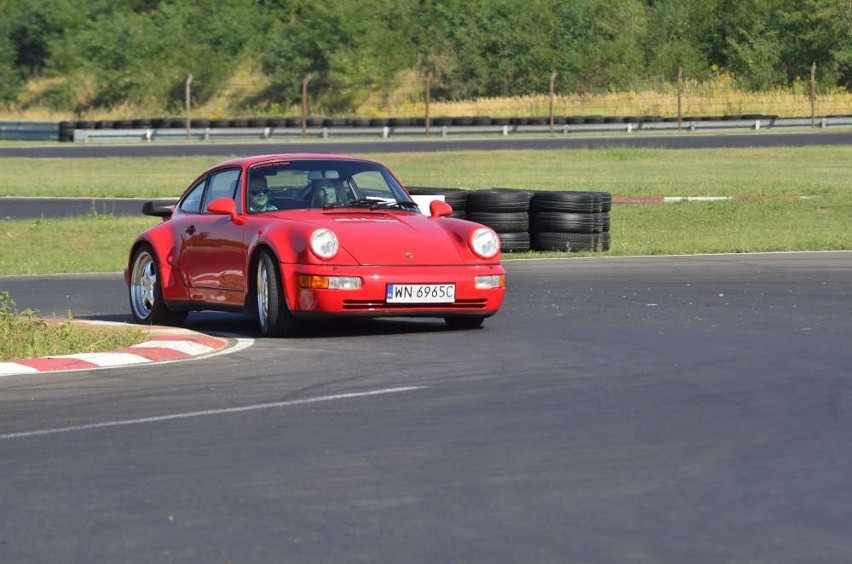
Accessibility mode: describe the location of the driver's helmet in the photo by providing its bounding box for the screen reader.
[249,176,270,211]
[315,181,339,206]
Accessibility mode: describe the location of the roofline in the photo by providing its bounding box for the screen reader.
[212,153,378,169]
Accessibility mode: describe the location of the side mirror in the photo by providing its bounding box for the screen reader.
[429,200,453,218]
[207,197,247,225]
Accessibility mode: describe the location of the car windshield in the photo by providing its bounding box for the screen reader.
[247,159,415,212]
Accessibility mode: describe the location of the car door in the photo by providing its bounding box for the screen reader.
[180,168,248,297]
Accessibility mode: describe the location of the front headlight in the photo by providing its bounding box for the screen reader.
[470,227,500,259]
[309,228,339,259]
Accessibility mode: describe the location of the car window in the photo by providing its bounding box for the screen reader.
[351,170,394,198]
[204,168,241,212]
[179,180,205,213]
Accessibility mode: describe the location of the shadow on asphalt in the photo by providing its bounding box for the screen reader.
[79,311,460,339]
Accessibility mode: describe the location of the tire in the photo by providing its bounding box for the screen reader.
[255,250,300,337]
[467,189,531,213]
[129,245,188,325]
[499,231,531,253]
[467,211,529,233]
[444,316,485,330]
[531,211,599,234]
[531,191,601,213]
[532,232,607,252]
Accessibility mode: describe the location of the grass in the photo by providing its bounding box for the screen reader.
[0,291,147,361]
[0,146,849,276]
[1,145,850,198]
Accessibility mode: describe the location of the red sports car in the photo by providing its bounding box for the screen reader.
[125,154,506,336]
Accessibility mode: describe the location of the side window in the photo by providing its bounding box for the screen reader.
[203,169,241,212]
[352,170,392,198]
[179,180,206,214]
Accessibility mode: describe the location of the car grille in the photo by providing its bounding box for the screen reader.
[342,298,488,311]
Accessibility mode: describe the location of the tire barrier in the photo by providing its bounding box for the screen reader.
[530,191,611,252]
[466,189,531,253]
[408,187,612,253]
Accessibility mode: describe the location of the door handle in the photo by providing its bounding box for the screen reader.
[185,225,196,235]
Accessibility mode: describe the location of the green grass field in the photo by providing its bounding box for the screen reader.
[0,145,850,276]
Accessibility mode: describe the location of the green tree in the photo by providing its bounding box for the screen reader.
[0,0,22,103]
[642,0,718,82]
[46,0,257,111]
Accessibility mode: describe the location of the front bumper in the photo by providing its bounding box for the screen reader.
[281,262,506,318]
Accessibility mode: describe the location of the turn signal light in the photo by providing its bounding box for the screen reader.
[298,275,362,290]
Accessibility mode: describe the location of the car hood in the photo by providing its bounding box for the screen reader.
[322,211,465,265]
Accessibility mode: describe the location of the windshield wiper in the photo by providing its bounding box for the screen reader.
[328,199,420,211]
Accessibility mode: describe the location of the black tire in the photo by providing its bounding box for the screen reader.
[499,231,531,253]
[532,232,608,252]
[467,189,531,213]
[59,121,75,142]
[468,211,529,233]
[128,244,188,325]
[531,211,599,234]
[531,191,601,213]
[444,316,485,330]
[254,250,300,337]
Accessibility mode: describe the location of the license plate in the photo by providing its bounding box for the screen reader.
[386,283,456,303]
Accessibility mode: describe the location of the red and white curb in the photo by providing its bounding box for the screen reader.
[0,322,231,377]
[613,195,814,204]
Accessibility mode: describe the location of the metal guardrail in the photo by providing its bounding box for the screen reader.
[2,117,852,143]
[70,117,852,143]
[0,121,60,141]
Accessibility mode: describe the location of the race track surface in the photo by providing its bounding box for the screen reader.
[1,129,851,159]
[1,252,850,563]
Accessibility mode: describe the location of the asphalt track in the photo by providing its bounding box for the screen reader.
[1,252,851,563]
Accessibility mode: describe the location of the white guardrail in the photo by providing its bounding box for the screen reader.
[70,117,852,143]
[2,117,852,143]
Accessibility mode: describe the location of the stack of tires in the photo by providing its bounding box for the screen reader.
[407,187,469,219]
[466,189,531,253]
[529,191,612,252]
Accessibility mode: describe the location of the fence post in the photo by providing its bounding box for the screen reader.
[810,63,816,128]
[549,70,557,134]
[185,74,193,140]
[677,68,683,131]
[301,74,311,138]
[425,72,432,137]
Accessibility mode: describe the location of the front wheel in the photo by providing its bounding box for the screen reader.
[255,251,301,337]
[444,316,486,330]
[129,245,187,325]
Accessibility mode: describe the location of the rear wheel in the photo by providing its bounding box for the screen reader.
[255,251,300,337]
[444,316,486,330]
[129,245,187,325]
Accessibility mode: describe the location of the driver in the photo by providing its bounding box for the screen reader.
[313,181,340,207]
[248,175,278,213]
